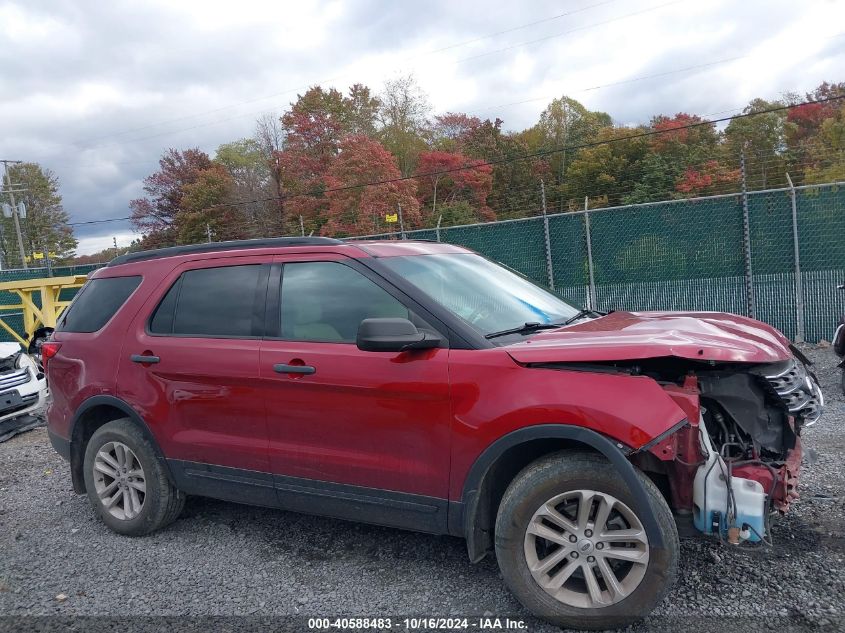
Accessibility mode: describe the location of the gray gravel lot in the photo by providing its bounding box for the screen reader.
[0,346,843,632]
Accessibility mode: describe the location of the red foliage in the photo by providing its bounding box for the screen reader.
[675,160,740,196]
[415,151,495,223]
[786,102,836,143]
[432,113,483,149]
[651,113,706,150]
[129,148,213,234]
[321,136,420,236]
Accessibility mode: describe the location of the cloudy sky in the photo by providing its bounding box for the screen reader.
[2,0,844,255]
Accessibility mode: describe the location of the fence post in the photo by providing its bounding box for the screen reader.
[740,149,756,319]
[786,173,805,343]
[436,214,442,243]
[540,180,555,290]
[397,203,406,240]
[584,196,597,310]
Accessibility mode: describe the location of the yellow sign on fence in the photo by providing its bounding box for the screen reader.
[384,213,398,224]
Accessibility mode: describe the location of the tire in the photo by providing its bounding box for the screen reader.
[82,418,185,536]
[494,451,679,630]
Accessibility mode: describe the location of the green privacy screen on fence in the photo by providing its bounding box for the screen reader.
[352,181,845,344]
[0,264,102,343]
[1,182,841,345]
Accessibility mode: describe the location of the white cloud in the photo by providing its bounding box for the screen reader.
[1,0,843,248]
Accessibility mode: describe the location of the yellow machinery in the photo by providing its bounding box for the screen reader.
[0,275,88,346]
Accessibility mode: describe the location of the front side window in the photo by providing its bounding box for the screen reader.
[149,265,263,337]
[58,276,142,333]
[279,262,410,343]
[380,253,579,341]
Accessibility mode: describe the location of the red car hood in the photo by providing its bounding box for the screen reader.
[506,311,794,365]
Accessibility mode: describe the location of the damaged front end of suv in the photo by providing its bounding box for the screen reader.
[511,310,824,546]
[632,349,822,544]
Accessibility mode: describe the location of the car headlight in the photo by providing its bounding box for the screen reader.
[15,352,36,372]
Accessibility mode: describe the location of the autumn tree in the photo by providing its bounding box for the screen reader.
[129,148,214,247]
[415,151,494,225]
[274,85,382,233]
[321,135,419,236]
[464,118,543,219]
[642,113,736,198]
[177,164,244,244]
[1,162,77,266]
[431,113,483,152]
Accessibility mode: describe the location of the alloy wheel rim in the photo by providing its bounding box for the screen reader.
[523,489,649,609]
[93,441,146,520]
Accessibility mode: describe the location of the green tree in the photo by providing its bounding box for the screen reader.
[1,163,77,267]
[564,126,651,207]
[216,138,282,236]
[177,164,244,244]
[803,104,845,182]
[531,97,612,211]
[724,98,787,189]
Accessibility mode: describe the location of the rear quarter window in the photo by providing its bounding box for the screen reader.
[57,276,142,333]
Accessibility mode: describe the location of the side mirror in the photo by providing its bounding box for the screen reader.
[356,318,440,352]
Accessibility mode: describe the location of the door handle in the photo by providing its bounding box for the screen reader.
[274,363,315,375]
[130,354,160,364]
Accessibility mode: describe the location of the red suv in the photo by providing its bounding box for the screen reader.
[45,238,822,629]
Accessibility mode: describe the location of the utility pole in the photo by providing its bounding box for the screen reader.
[206,223,212,243]
[113,236,118,259]
[1,160,28,269]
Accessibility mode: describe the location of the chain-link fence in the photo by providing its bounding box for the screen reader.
[351,181,845,344]
[1,181,841,345]
[0,263,103,343]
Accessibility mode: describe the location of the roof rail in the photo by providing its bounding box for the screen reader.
[108,237,343,267]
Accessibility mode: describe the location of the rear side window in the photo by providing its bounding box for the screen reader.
[149,265,264,337]
[57,276,142,333]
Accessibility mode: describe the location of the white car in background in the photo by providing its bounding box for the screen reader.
[0,342,48,440]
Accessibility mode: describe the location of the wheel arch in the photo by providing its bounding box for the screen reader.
[69,395,172,494]
[455,424,666,563]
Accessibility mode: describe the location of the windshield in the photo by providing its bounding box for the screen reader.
[380,253,579,340]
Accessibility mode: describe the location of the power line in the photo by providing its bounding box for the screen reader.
[455,0,681,64]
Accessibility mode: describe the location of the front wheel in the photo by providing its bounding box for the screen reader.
[494,452,679,630]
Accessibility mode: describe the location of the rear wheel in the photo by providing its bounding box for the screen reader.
[494,452,678,630]
[83,418,185,536]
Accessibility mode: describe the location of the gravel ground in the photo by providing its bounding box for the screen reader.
[0,346,843,632]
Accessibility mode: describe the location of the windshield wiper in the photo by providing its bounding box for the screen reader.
[484,322,562,340]
[561,308,605,326]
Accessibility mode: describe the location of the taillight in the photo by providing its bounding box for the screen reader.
[40,342,61,374]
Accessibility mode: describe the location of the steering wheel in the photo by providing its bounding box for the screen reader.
[465,303,491,325]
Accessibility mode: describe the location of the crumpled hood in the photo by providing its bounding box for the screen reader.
[0,342,22,359]
[506,311,794,365]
